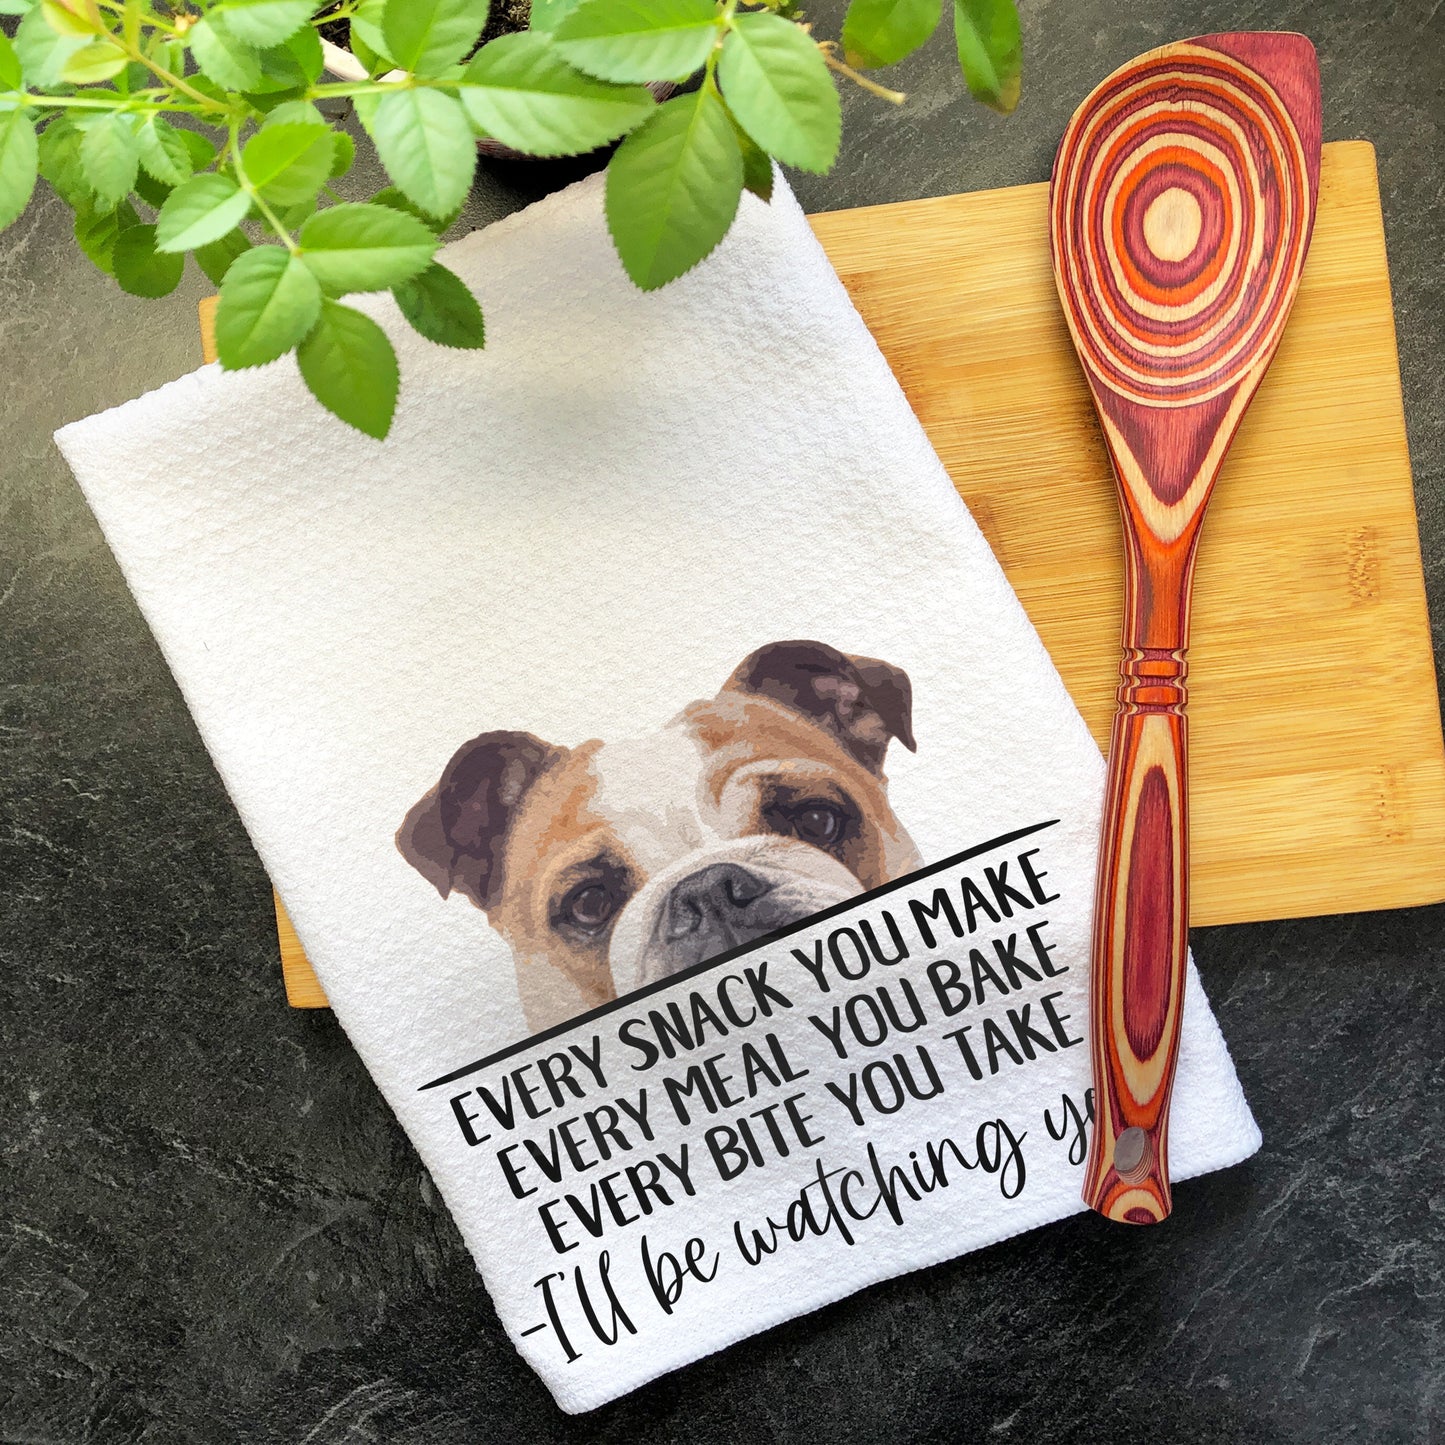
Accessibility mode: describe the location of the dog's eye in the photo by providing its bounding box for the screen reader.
[562,882,616,932]
[762,792,857,854]
[791,803,845,845]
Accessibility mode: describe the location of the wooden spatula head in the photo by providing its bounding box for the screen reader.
[1052,32,1322,544]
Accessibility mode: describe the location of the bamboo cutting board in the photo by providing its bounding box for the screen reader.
[197,140,1445,1010]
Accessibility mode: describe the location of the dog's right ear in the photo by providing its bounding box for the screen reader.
[725,640,916,774]
[396,731,564,910]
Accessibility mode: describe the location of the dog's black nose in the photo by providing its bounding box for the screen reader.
[662,863,773,943]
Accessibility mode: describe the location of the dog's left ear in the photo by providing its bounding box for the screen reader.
[725,640,916,774]
[396,731,564,909]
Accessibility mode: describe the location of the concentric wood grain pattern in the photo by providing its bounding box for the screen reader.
[1053,40,1318,415]
[1051,33,1322,1225]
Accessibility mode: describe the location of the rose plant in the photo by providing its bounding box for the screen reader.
[0,0,1022,436]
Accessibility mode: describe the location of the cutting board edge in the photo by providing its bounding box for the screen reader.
[1344,141,1445,791]
[805,139,1380,230]
[1192,874,1445,929]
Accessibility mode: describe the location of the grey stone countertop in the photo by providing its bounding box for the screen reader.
[3,2,1442,1440]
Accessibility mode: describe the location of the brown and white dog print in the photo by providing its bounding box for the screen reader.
[396,641,922,1033]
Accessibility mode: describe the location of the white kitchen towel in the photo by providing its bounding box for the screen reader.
[55,171,1260,1413]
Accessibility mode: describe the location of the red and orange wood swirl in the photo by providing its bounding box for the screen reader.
[1049,34,1322,1223]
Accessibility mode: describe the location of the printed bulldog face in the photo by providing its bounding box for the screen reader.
[396,641,922,1033]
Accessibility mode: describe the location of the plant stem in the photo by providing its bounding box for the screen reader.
[119,40,224,110]
[9,92,167,111]
[230,120,301,255]
[707,0,740,76]
[95,0,181,38]
[251,191,298,251]
[306,79,421,100]
[822,51,907,104]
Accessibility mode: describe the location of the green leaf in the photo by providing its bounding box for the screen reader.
[15,6,86,85]
[0,29,26,88]
[251,23,323,89]
[951,0,1020,113]
[529,0,582,30]
[241,121,336,207]
[329,128,355,177]
[78,111,139,209]
[0,108,38,229]
[38,119,91,207]
[296,298,399,439]
[349,0,392,66]
[273,195,319,230]
[459,31,655,158]
[348,22,384,74]
[553,0,717,84]
[215,244,323,367]
[39,0,91,37]
[60,36,126,82]
[288,23,324,82]
[74,205,116,273]
[132,167,171,207]
[733,120,772,202]
[0,0,36,14]
[351,90,380,131]
[137,116,193,186]
[189,11,264,91]
[145,31,185,76]
[156,173,252,252]
[262,98,326,129]
[364,86,474,220]
[392,261,484,348]
[213,0,312,49]
[371,183,459,234]
[178,129,218,171]
[383,0,489,75]
[113,222,184,297]
[842,0,941,68]
[180,74,231,104]
[604,82,740,290]
[241,79,302,107]
[298,201,437,292]
[717,12,839,173]
[112,58,147,95]
[245,58,303,96]
[74,199,137,273]
[194,227,252,285]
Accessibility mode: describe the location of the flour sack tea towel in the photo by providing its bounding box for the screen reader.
[55,173,1260,1412]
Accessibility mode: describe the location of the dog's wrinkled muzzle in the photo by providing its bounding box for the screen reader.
[608,839,862,995]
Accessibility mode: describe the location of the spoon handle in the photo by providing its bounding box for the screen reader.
[1086,598,1190,1219]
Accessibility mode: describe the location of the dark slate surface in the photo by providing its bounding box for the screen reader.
[3,1,1442,1440]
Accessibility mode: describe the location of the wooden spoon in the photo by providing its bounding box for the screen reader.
[1049,33,1322,1224]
